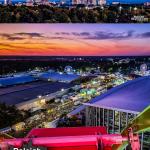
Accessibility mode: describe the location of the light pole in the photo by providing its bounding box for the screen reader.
[134,7,137,15]
[129,6,132,12]
[119,6,122,13]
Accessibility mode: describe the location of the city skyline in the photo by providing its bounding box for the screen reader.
[0,0,150,3]
[0,24,150,56]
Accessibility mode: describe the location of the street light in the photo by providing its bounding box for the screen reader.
[134,7,137,11]
[101,6,104,10]
[133,7,138,15]
[119,6,122,12]
[61,88,64,92]
[38,95,42,98]
[129,6,132,12]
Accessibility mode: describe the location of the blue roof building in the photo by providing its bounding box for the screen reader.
[38,72,80,83]
[82,76,150,138]
[0,75,36,87]
[85,76,150,113]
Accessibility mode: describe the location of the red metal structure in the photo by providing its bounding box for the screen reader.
[1,110,149,150]
[128,128,140,150]
[26,126,107,137]
[0,127,129,150]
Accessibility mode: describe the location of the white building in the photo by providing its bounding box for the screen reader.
[98,0,106,5]
[3,0,11,5]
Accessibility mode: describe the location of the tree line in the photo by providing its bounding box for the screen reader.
[0,103,30,128]
[0,5,150,23]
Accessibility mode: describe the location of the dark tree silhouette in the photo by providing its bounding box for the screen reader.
[0,5,149,23]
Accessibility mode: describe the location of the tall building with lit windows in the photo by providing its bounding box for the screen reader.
[4,0,11,5]
[97,0,106,5]
[84,76,150,149]
[4,0,7,4]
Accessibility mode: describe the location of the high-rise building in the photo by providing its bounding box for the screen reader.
[98,0,106,5]
[4,0,7,5]
[4,0,11,5]
[87,0,97,5]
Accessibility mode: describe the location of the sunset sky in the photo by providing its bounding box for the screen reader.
[0,24,150,56]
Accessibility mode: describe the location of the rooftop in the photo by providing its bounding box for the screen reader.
[85,76,150,113]
[38,72,80,83]
[0,81,73,105]
[0,75,36,87]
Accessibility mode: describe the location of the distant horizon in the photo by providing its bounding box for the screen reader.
[0,55,150,57]
[0,0,149,4]
[0,24,150,56]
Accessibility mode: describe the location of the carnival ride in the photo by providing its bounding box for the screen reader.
[0,106,150,150]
